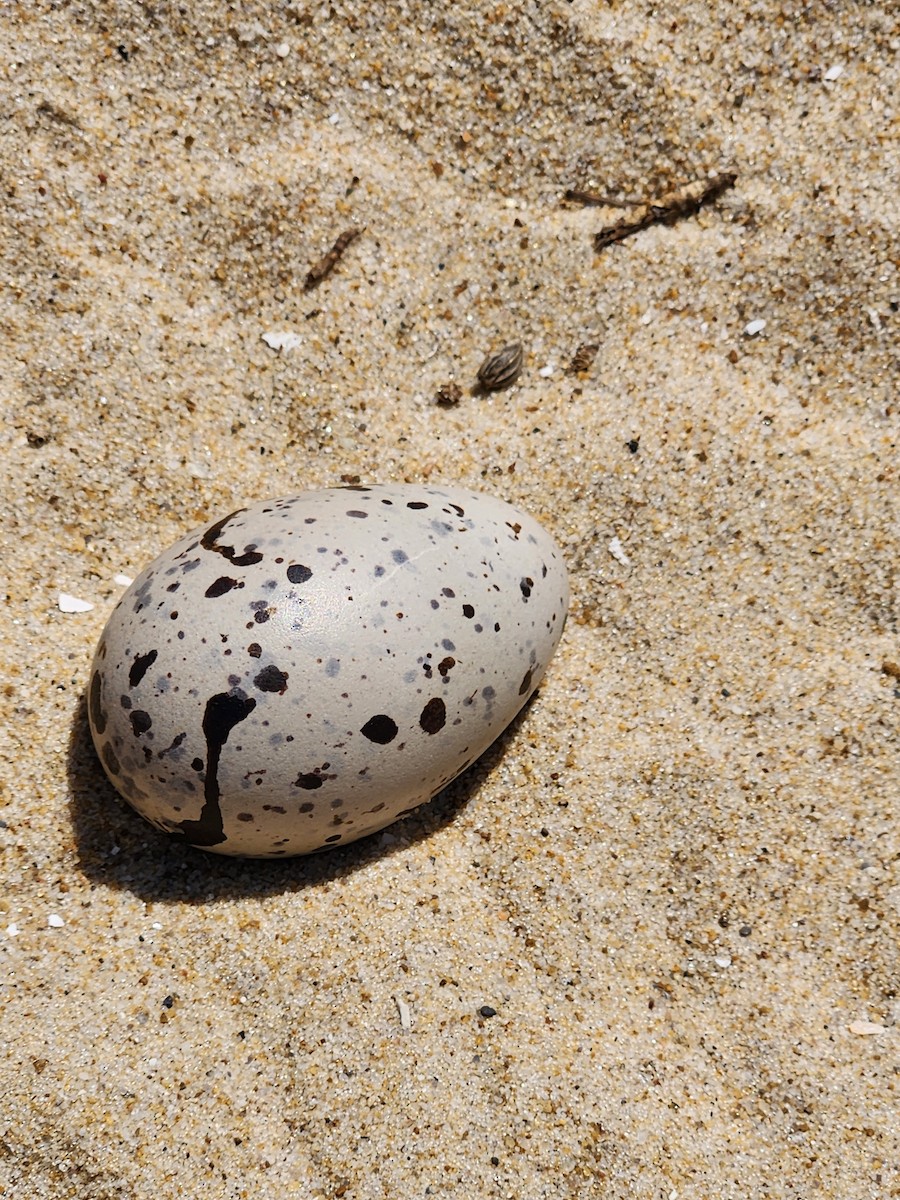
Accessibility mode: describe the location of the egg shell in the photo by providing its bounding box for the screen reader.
[88,485,569,857]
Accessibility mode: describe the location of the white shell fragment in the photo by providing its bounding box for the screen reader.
[394,995,413,1030]
[608,536,631,567]
[88,485,569,857]
[59,592,94,613]
[261,330,302,352]
[848,1020,884,1036]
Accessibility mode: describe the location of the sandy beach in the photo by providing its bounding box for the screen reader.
[1,2,897,1196]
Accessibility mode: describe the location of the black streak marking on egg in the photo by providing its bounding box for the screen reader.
[129,649,158,688]
[200,510,264,567]
[89,671,107,735]
[175,691,256,846]
[157,732,186,758]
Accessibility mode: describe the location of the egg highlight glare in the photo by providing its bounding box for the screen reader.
[88,485,569,857]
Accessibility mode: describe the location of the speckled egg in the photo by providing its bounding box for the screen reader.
[88,485,569,857]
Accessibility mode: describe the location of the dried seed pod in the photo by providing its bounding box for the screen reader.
[567,342,599,374]
[434,381,463,407]
[477,342,524,391]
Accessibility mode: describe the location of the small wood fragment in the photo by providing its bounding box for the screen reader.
[476,342,524,391]
[36,100,82,129]
[593,174,737,251]
[563,188,643,208]
[304,226,364,290]
[566,342,599,374]
[434,382,463,407]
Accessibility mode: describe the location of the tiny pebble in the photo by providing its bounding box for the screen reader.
[113,573,134,587]
[479,1005,497,1018]
[58,592,94,613]
[275,41,290,57]
[47,914,65,928]
[823,64,844,81]
[5,923,19,936]
[714,954,732,968]
[608,536,630,567]
[744,319,767,336]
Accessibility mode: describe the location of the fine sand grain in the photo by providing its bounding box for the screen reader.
[1,3,897,1197]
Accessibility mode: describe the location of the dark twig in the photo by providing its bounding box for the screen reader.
[591,174,737,251]
[563,189,644,208]
[304,226,364,290]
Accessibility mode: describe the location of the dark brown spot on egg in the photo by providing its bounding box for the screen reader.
[130,710,152,736]
[205,576,242,598]
[419,697,446,734]
[254,664,289,694]
[360,714,399,744]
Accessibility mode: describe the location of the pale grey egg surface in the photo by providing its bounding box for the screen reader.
[88,485,569,857]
